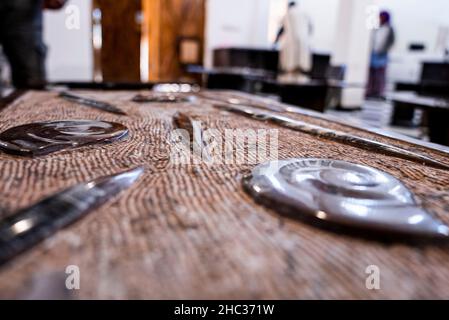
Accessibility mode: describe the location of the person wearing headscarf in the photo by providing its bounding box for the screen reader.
[366,10,395,98]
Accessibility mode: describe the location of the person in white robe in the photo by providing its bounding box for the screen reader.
[274,1,313,82]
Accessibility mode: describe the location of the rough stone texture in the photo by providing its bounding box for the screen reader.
[0,90,449,299]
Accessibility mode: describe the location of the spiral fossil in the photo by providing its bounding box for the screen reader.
[243,158,449,239]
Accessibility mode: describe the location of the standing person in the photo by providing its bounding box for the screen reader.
[366,10,395,98]
[275,1,313,82]
[0,0,67,89]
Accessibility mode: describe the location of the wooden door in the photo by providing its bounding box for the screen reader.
[93,0,142,82]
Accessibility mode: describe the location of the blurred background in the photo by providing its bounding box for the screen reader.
[1,0,448,146]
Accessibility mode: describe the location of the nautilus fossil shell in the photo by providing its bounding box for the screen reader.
[243,158,449,239]
[0,120,128,157]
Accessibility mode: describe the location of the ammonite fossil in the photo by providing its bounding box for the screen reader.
[243,158,449,239]
[0,120,128,157]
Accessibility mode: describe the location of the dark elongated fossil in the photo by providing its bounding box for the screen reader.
[172,112,211,162]
[60,91,127,115]
[214,103,449,171]
[0,167,144,266]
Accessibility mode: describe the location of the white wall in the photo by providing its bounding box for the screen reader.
[301,0,340,53]
[205,0,271,67]
[205,0,270,66]
[44,0,93,81]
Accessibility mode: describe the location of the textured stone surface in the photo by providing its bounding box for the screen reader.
[0,90,448,299]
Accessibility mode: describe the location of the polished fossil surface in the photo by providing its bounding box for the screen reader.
[0,120,128,157]
[132,93,196,103]
[243,158,449,239]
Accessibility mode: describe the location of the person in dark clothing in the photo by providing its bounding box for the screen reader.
[366,10,395,98]
[0,0,66,89]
